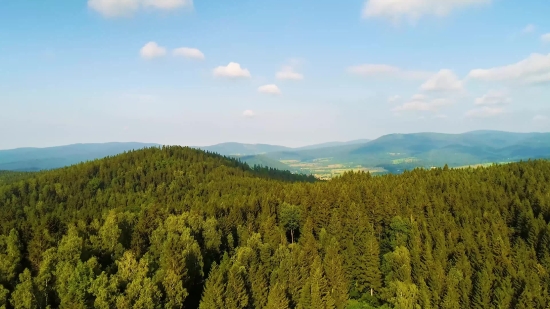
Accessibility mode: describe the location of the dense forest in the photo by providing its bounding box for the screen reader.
[0,146,549,309]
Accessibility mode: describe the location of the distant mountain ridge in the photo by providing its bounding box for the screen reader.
[194,139,372,156]
[260,130,550,174]
[0,142,159,171]
[195,143,292,156]
[3,131,550,174]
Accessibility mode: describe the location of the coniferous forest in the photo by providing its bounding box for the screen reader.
[1,146,550,309]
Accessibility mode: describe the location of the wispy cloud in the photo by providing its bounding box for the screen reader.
[173,47,205,60]
[362,0,491,24]
[467,53,550,85]
[474,90,512,106]
[348,64,431,80]
[392,94,452,112]
[465,107,503,118]
[522,24,536,34]
[88,0,192,18]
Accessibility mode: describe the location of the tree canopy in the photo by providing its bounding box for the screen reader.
[0,146,549,308]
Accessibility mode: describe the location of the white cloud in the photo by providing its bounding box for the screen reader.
[173,47,205,60]
[420,69,463,92]
[411,93,427,100]
[276,66,304,80]
[465,107,503,118]
[258,84,282,95]
[142,0,191,9]
[467,53,550,85]
[362,0,491,23]
[243,110,255,118]
[542,33,550,43]
[392,95,452,112]
[388,95,401,103]
[474,90,511,105]
[522,24,536,34]
[88,0,191,17]
[88,0,140,17]
[534,115,548,121]
[348,64,431,80]
[213,62,251,78]
[140,42,166,59]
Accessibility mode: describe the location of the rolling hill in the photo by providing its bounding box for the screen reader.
[294,139,371,151]
[194,139,372,156]
[3,131,550,176]
[260,131,550,175]
[231,154,292,171]
[0,142,159,171]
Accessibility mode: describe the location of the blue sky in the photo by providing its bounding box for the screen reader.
[1,0,550,149]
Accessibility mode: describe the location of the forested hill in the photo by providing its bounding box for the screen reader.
[1,146,550,309]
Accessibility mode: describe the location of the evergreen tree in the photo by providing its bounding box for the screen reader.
[224,264,248,309]
[199,263,225,309]
[265,283,289,309]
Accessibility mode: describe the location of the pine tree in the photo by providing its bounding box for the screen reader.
[357,229,383,297]
[296,277,312,309]
[323,237,349,309]
[441,268,462,309]
[199,263,225,309]
[310,256,333,309]
[265,283,289,309]
[471,269,492,309]
[224,264,248,309]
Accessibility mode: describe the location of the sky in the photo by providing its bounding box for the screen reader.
[1,0,550,149]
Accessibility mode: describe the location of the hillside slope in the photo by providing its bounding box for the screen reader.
[0,146,549,308]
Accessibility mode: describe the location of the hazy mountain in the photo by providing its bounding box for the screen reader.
[195,139,372,156]
[231,154,292,171]
[295,139,371,151]
[0,142,159,171]
[195,143,292,156]
[4,131,550,174]
[262,131,550,173]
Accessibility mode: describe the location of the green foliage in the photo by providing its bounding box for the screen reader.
[0,146,549,308]
[10,269,36,309]
[280,203,302,243]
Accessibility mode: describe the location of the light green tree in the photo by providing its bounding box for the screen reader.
[0,229,22,284]
[280,203,301,244]
[10,269,36,309]
[265,283,289,309]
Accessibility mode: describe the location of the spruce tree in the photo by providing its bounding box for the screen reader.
[199,263,225,309]
[265,283,289,309]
